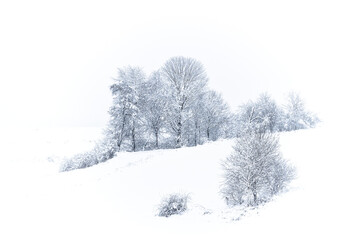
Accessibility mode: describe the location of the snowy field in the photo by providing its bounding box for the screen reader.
[0,123,359,240]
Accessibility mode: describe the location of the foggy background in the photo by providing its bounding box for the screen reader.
[1,0,359,128]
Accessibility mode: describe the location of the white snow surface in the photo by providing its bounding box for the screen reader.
[0,124,359,240]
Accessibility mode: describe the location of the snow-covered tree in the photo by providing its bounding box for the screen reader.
[237,93,282,135]
[140,70,170,149]
[202,90,231,141]
[183,92,206,146]
[185,90,231,145]
[106,66,146,151]
[283,92,319,131]
[256,93,282,132]
[162,56,208,148]
[221,132,294,206]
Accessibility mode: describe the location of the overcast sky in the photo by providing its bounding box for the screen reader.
[1,0,359,128]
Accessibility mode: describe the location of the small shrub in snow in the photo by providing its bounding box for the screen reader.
[158,193,189,217]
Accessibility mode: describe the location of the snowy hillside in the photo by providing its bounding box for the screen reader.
[1,125,359,240]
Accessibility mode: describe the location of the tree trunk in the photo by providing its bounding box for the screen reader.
[155,130,159,149]
[176,128,182,148]
[131,120,136,152]
[253,192,257,205]
[198,127,201,145]
[117,114,127,150]
[252,181,258,205]
[175,114,182,148]
[194,120,198,146]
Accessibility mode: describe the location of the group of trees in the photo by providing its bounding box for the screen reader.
[236,92,319,135]
[106,56,319,154]
[106,56,232,152]
[60,56,232,171]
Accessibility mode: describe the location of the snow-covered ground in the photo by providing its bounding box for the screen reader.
[0,124,359,240]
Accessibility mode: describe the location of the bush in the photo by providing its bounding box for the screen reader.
[59,138,118,172]
[221,132,295,206]
[158,193,189,217]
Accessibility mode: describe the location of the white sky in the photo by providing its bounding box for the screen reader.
[1,0,359,127]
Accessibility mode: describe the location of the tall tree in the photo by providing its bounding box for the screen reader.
[162,56,208,148]
[107,66,146,151]
[140,70,169,149]
[189,92,206,146]
[202,90,231,141]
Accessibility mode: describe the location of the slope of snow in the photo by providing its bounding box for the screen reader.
[0,125,359,240]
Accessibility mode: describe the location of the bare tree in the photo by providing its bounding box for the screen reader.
[236,93,282,135]
[202,90,231,141]
[185,92,206,146]
[107,66,146,151]
[140,70,169,149]
[222,132,295,206]
[162,56,208,148]
[284,92,320,131]
[256,93,282,132]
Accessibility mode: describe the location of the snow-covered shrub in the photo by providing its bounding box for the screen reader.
[158,193,189,217]
[221,132,295,206]
[59,138,117,172]
[60,151,96,172]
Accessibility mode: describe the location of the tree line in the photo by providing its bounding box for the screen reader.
[60,56,319,171]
